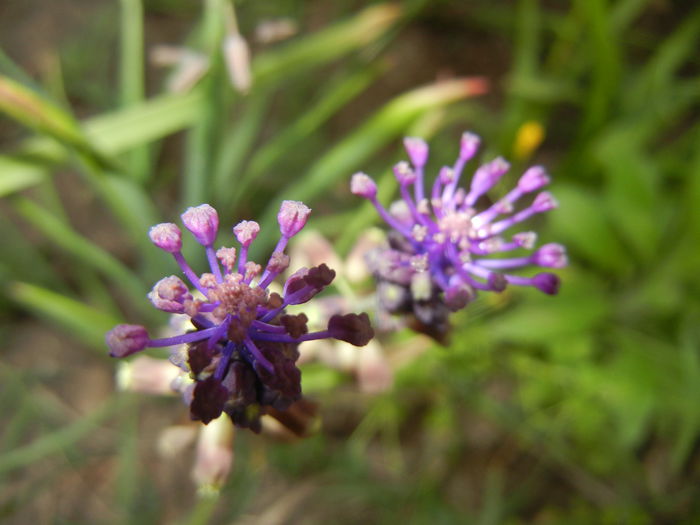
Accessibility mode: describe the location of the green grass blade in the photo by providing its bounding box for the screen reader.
[231,64,385,211]
[6,281,121,351]
[12,197,153,319]
[0,155,46,196]
[252,4,401,85]
[576,0,622,136]
[119,0,150,182]
[0,75,116,171]
[211,88,272,209]
[0,396,125,475]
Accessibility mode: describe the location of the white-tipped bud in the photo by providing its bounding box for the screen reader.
[216,247,237,272]
[255,18,298,44]
[278,200,311,238]
[389,200,412,225]
[513,231,537,249]
[470,157,510,197]
[459,132,480,160]
[393,161,416,185]
[518,166,550,192]
[181,204,219,246]
[233,220,260,247]
[532,191,558,212]
[439,166,455,184]
[167,51,209,94]
[106,324,149,358]
[192,415,234,491]
[149,223,182,253]
[403,137,429,168]
[350,172,377,199]
[148,276,192,313]
[532,243,568,268]
[223,34,252,94]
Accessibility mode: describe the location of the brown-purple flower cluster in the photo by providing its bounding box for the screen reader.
[106,201,373,432]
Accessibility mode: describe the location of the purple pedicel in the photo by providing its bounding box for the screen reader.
[107,200,374,431]
[351,132,567,329]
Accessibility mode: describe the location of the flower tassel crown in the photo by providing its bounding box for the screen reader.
[106,201,374,432]
[351,133,567,337]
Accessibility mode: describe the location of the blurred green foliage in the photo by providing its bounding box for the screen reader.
[0,0,699,523]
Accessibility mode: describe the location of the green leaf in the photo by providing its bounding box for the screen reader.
[594,127,660,262]
[85,90,205,156]
[548,183,630,275]
[0,155,46,196]
[228,64,385,212]
[0,75,115,170]
[0,396,125,475]
[252,4,401,85]
[6,281,121,351]
[13,197,152,319]
[486,270,609,344]
[119,0,150,182]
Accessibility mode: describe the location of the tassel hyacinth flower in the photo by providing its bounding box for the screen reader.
[106,201,374,432]
[351,133,567,335]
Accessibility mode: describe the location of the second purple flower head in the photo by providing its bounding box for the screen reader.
[351,132,567,337]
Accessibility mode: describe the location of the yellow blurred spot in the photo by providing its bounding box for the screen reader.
[513,121,545,160]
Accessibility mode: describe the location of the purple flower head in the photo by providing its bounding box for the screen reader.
[107,202,374,431]
[352,132,567,337]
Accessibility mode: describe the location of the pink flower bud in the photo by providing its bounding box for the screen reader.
[148,276,192,313]
[533,243,568,268]
[518,166,550,192]
[149,223,182,253]
[216,247,237,272]
[233,220,260,247]
[350,172,377,199]
[532,191,558,212]
[181,204,219,246]
[277,200,311,238]
[106,324,149,358]
[459,132,480,160]
[393,161,416,185]
[470,157,510,196]
[223,34,252,94]
[403,137,429,168]
[513,231,537,249]
[439,166,455,184]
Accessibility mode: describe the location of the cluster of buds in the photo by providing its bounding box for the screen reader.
[351,133,567,337]
[106,201,373,432]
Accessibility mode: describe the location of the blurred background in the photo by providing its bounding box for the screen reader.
[1,0,699,523]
